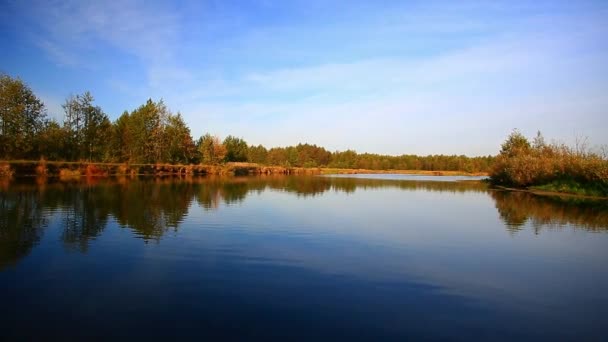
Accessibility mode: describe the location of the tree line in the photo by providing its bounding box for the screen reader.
[0,73,494,172]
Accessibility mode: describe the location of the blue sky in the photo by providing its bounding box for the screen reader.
[1,0,606,156]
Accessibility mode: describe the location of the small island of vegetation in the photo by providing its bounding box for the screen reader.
[489,130,608,197]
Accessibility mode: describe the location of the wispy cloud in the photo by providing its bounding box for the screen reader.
[21,0,185,85]
[35,39,81,67]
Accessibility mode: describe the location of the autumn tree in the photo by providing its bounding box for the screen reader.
[267,147,288,166]
[197,133,226,164]
[247,144,268,164]
[500,129,531,158]
[0,74,47,159]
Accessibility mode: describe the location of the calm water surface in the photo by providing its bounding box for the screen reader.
[1,175,607,340]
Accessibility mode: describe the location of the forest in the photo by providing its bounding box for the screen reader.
[0,74,494,172]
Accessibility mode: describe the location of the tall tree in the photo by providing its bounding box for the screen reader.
[126,99,170,163]
[0,74,47,159]
[223,135,248,162]
[165,113,196,163]
[247,145,268,164]
[63,92,111,161]
[500,129,531,158]
[197,133,226,164]
[111,111,133,162]
[37,120,69,160]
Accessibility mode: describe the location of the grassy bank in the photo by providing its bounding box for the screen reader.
[489,131,608,198]
[0,160,487,179]
[531,180,608,198]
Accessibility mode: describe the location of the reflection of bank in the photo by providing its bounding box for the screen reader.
[491,190,608,234]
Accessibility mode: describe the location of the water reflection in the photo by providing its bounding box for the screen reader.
[111,180,196,240]
[0,190,47,269]
[1,175,606,269]
[491,190,608,233]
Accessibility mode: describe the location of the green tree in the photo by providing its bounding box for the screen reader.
[37,120,69,160]
[223,135,248,162]
[63,92,111,161]
[0,74,47,159]
[126,99,170,163]
[330,150,358,169]
[165,113,196,163]
[110,111,134,162]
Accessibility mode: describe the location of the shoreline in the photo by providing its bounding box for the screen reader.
[2,160,606,200]
[0,160,488,178]
[491,185,608,200]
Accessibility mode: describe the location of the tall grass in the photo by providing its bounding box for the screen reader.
[490,131,608,196]
[0,162,14,178]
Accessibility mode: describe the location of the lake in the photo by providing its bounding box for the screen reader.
[1,175,607,340]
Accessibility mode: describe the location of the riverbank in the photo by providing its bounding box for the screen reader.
[530,180,608,198]
[0,160,487,179]
[492,184,608,200]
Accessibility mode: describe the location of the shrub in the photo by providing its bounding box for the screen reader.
[490,131,608,196]
[0,162,14,178]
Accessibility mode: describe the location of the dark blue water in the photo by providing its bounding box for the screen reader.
[1,175,607,340]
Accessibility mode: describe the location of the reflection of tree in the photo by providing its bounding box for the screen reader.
[491,191,608,233]
[0,190,46,270]
[111,179,194,241]
[195,182,222,210]
[220,181,250,204]
[491,192,529,233]
[61,186,110,252]
[271,176,335,196]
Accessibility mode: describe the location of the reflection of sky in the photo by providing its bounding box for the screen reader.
[322,174,489,181]
[180,185,608,332]
[39,185,608,297]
